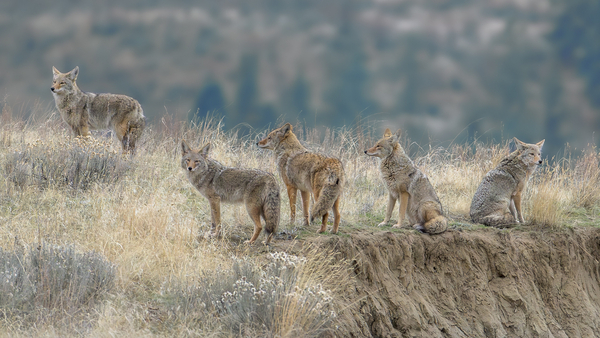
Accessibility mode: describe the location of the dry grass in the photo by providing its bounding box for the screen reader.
[0,242,115,333]
[0,107,599,336]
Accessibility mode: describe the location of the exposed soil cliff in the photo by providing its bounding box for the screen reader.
[311,227,600,337]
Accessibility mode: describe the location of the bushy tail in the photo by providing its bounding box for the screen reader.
[422,215,448,234]
[123,112,146,154]
[310,173,343,222]
[472,211,516,228]
[262,181,280,242]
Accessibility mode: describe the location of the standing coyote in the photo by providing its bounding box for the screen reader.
[365,128,447,234]
[181,140,280,244]
[257,123,345,234]
[51,66,145,153]
[470,138,545,227]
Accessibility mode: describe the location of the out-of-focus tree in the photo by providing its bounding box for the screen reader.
[551,0,600,108]
[190,80,227,123]
[323,0,377,126]
[287,74,311,125]
[233,54,259,128]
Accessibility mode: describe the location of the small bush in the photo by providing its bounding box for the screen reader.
[526,164,569,227]
[0,242,116,329]
[3,136,130,190]
[571,149,600,209]
[162,251,340,337]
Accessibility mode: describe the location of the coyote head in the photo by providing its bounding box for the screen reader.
[514,137,545,167]
[51,66,79,95]
[181,140,210,173]
[257,123,293,150]
[365,128,402,158]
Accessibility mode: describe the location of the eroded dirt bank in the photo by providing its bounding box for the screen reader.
[313,227,600,337]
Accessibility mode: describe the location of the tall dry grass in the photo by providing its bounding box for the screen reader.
[0,105,599,336]
[0,242,115,333]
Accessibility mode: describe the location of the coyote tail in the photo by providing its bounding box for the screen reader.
[263,181,281,238]
[310,173,342,222]
[420,215,448,235]
[473,212,516,228]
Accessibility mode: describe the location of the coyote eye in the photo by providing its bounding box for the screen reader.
[60,81,65,85]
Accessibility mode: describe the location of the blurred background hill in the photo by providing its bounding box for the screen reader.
[1,0,599,155]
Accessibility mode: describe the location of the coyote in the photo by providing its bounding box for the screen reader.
[257,123,344,234]
[365,128,447,234]
[470,138,545,227]
[181,140,280,244]
[51,66,145,153]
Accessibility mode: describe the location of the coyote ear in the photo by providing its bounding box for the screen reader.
[513,137,526,151]
[52,66,61,77]
[536,139,545,150]
[280,123,292,136]
[181,140,191,155]
[390,129,401,143]
[200,142,211,157]
[68,66,79,81]
[383,128,392,138]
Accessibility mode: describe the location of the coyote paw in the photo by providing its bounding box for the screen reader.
[378,221,389,227]
[244,240,255,245]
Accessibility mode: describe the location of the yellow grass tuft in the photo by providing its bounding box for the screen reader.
[274,245,352,337]
[525,164,569,227]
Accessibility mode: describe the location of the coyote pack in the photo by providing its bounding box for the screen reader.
[50,65,553,238]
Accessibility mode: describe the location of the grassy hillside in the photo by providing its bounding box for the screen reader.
[0,106,598,336]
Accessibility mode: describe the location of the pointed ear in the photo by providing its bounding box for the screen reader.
[181,140,191,155]
[536,139,545,150]
[390,129,402,143]
[513,137,526,151]
[279,123,292,136]
[200,142,211,157]
[68,66,79,81]
[52,66,61,77]
[383,128,392,138]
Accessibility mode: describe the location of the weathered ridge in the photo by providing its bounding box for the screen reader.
[310,227,600,337]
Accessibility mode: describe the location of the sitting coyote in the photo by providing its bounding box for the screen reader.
[257,123,345,234]
[470,137,545,227]
[365,128,447,234]
[181,140,280,244]
[51,66,145,153]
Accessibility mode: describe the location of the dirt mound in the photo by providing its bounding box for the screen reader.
[311,227,600,337]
